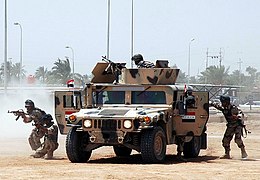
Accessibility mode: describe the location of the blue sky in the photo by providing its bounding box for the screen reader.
[1,0,260,76]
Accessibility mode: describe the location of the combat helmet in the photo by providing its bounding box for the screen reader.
[132,54,144,65]
[219,95,230,104]
[25,99,35,108]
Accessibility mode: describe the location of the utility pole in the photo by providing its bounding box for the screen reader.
[106,0,111,60]
[206,48,209,69]
[238,58,243,104]
[14,22,23,87]
[219,48,222,67]
[206,48,223,68]
[238,58,243,82]
[238,58,242,73]
[188,38,195,85]
[130,0,134,68]
[4,0,8,93]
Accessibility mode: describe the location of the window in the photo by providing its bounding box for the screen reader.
[131,91,166,104]
[63,95,74,108]
[95,91,125,104]
[62,91,82,109]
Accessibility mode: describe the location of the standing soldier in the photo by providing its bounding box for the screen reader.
[210,95,248,159]
[33,114,59,159]
[176,136,187,162]
[21,99,46,154]
[131,54,155,68]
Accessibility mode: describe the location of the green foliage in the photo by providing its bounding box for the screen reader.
[1,58,259,92]
[198,65,229,85]
[0,60,26,85]
[35,66,48,83]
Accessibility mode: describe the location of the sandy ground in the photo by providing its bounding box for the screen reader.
[1,114,260,180]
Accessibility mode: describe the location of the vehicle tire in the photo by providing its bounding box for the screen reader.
[113,145,132,157]
[183,136,201,158]
[140,126,166,163]
[66,127,92,163]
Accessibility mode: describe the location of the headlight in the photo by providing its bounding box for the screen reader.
[123,120,132,129]
[68,115,77,122]
[83,119,92,128]
[143,116,151,124]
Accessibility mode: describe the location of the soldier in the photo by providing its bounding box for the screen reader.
[176,136,187,162]
[210,95,248,159]
[131,54,155,68]
[33,114,59,159]
[21,99,46,154]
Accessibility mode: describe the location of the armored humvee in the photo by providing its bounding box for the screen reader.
[54,59,209,163]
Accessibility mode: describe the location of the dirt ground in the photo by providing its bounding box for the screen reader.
[1,113,260,180]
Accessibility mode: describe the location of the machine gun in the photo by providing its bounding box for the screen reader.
[102,56,126,83]
[8,109,25,121]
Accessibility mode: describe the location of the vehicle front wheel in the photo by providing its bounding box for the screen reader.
[141,126,166,163]
[66,127,92,163]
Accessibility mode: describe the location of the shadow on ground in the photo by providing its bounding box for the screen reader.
[87,154,219,164]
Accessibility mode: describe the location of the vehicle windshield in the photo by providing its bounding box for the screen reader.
[95,91,125,104]
[131,91,166,104]
[94,90,166,105]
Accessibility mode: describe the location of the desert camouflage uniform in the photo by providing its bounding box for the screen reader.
[136,60,155,68]
[26,108,46,151]
[212,103,247,158]
[176,136,187,162]
[34,124,59,159]
[132,54,155,68]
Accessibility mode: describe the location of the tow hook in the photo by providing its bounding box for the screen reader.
[118,137,124,143]
[90,136,96,143]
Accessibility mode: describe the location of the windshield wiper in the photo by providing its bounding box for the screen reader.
[137,86,151,96]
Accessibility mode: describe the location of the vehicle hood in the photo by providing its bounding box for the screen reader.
[72,106,170,120]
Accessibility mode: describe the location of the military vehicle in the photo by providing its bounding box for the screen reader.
[54,58,209,163]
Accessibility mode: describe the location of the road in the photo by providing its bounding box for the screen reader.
[0,114,260,180]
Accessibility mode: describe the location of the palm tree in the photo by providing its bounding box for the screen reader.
[0,60,26,85]
[35,66,48,84]
[50,58,71,85]
[228,70,243,85]
[245,66,257,86]
[199,65,230,85]
[11,63,20,80]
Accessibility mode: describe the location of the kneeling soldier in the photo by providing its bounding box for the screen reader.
[33,114,59,159]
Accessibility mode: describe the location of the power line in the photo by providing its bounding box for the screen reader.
[206,48,223,68]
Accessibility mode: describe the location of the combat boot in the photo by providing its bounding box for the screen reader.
[45,151,53,160]
[220,149,231,159]
[32,152,45,158]
[241,147,248,159]
[176,152,187,162]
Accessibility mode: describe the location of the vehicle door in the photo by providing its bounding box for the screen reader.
[174,91,209,136]
[54,91,82,134]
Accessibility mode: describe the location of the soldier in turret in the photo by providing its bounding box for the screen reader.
[132,54,155,68]
[210,95,248,159]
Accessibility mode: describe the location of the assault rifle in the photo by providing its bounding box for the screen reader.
[8,109,25,121]
[102,56,126,83]
[238,111,251,138]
